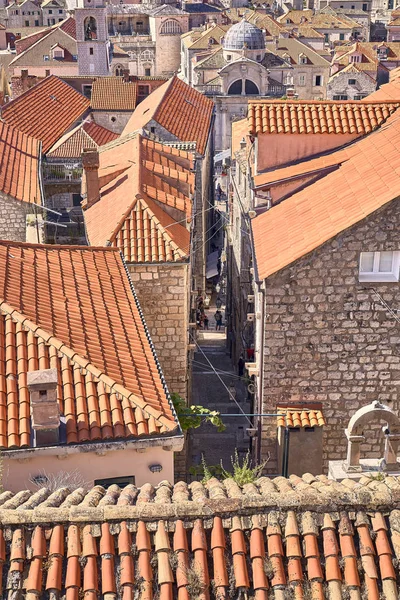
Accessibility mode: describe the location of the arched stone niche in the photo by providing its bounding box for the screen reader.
[345,401,400,472]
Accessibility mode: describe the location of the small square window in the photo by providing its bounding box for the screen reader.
[359,251,400,282]
[348,78,356,85]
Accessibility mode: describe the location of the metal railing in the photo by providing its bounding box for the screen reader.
[43,163,83,182]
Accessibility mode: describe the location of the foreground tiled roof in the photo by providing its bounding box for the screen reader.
[0,241,178,448]
[0,121,41,204]
[1,76,90,153]
[47,121,118,158]
[252,108,400,280]
[123,76,214,155]
[247,100,400,135]
[366,77,400,101]
[277,407,326,428]
[84,134,192,263]
[0,474,400,600]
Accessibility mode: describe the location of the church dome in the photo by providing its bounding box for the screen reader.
[223,19,265,51]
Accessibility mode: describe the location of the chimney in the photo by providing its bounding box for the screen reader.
[82,148,100,209]
[27,369,60,447]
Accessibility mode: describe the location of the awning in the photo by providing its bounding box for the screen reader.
[213,149,231,164]
[277,407,326,428]
[206,250,219,279]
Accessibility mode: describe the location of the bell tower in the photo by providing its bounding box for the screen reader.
[76,0,110,76]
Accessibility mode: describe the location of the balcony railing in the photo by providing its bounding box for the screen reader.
[43,163,83,182]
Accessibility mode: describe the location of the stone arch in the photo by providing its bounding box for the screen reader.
[345,401,400,472]
[114,64,124,76]
[84,16,97,40]
[159,19,182,35]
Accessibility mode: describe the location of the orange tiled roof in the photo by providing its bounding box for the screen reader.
[46,121,118,158]
[366,77,400,100]
[252,108,400,280]
[0,120,41,204]
[90,77,138,111]
[277,406,326,428]
[1,76,90,153]
[0,241,178,449]
[247,100,400,135]
[123,76,214,155]
[84,134,193,263]
[0,475,400,600]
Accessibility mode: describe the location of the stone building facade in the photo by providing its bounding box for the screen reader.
[256,198,400,474]
[0,194,35,242]
[127,263,190,401]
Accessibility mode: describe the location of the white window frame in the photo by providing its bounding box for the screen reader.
[359,251,400,282]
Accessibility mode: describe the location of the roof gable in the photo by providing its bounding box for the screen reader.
[84,134,193,263]
[123,76,213,155]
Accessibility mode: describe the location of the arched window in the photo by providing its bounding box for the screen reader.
[159,19,182,35]
[141,49,153,61]
[84,16,97,40]
[245,79,259,94]
[227,79,242,94]
[115,64,124,76]
[227,79,260,95]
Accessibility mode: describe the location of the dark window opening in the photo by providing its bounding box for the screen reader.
[95,476,135,488]
[89,47,94,55]
[72,193,83,207]
[144,67,151,76]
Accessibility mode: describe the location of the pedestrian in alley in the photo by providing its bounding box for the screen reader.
[216,183,222,201]
[214,310,223,331]
[216,296,222,309]
[203,314,209,330]
[238,354,245,377]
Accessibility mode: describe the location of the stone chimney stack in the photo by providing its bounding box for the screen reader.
[27,369,60,447]
[82,148,100,209]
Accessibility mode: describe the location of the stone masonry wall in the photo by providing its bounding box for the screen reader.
[260,199,400,474]
[127,262,189,399]
[0,193,32,241]
[128,262,190,481]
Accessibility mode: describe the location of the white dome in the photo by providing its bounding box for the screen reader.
[223,19,265,51]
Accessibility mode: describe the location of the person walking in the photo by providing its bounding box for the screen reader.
[238,354,245,377]
[216,296,222,309]
[203,315,209,330]
[214,310,223,331]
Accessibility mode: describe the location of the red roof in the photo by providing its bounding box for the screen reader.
[0,474,398,600]
[47,121,118,158]
[123,76,214,155]
[248,100,400,135]
[1,76,90,153]
[252,108,400,280]
[0,120,41,204]
[0,241,178,448]
[84,134,192,263]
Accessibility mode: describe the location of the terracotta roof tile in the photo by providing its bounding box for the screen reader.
[248,100,400,135]
[90,77,138,111]
[0,241,178,449]
[252,107,400,280]
[47,121,118,158]
[84,134,192,263]
[277,406,326,428]
[123,76,213,155]
[2,476,399,599]
[0,120,41,204]
[1,76,90,153]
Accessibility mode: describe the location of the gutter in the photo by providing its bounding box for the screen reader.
[3,432,184,461]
